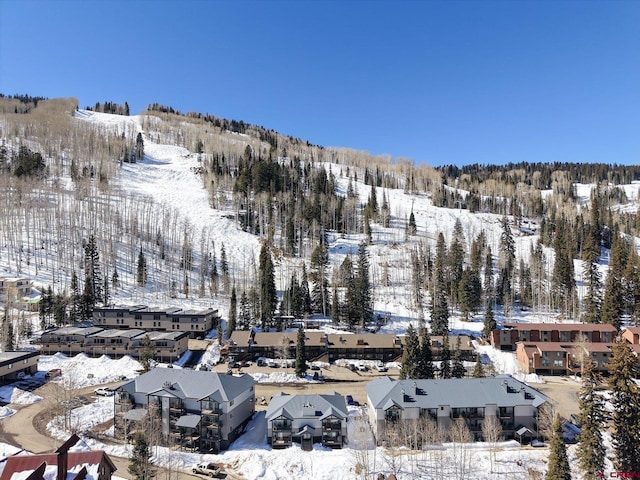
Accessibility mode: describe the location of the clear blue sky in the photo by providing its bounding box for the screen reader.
[1,0,638,167]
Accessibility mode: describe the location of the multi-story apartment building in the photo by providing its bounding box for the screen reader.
[113,369,256,452]
[366,375,550,443]
[227,331,406,363]
[40,327,189,362]
[93,305,219,338]
[491,323,617,351]
[516,341,617,375]
[265,393,348,450]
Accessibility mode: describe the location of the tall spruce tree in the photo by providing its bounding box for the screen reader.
[82,235,103,317]
[137,247,148,286]
[259,243,277,329]
[356,243,373,328]
[440,335,451,379]
[295,325,307,377]
[228,286,237,335]
[431,232,450,336]
[482,302,496,339]
[601,233,628,329]
[310,243,330,315]
[576,363,605,477]
[608,338,640,472]
[452,336,466,378]
[135,132,144,161]
[545,415,572,480]
[416,328,435,379]
[581,223,602,323]
[400,324,419,379]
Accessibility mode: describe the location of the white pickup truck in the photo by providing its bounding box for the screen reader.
[192,463,220,478]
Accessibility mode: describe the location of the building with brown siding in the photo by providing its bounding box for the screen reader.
[491,323,617,351]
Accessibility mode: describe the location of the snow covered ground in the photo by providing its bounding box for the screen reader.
[1,110,634,480]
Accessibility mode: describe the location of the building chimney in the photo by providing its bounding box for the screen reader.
[55,434,81,480]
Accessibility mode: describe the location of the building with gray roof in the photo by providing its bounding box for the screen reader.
[265,393,348,450]
[114,369,256,452]
[366,375,551,443]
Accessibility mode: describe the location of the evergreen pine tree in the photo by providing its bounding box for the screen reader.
[608,338,640,472]
[137,247,148,286]
[295,325,307,377]
[3,313,14,351]
[259,243,277,329]
[135,133,144,161]
[69,270,80,322]
[440,335,451,379]
[576,363,606,477]
[601,233,628,329]
[331,286,341,324]
[407,210,417,235]
[128,433,155,480]
[310,243,330,315]
[416,328,435,379]
[220,243,230,293]
[400,324,419,379]
[111,267,119,290]
[482,302,496,339]
[430,233,450,336]
[581,223,602,323]
[239,291,251,330]
[452,336,466,378]
[139,335,155,373]
[545,415,572,480]
[82,235,103,316]
[228,286,237,335]
[356,243,373,328]
[472,356,484,378]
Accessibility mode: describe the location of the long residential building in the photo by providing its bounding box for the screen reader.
[0,351,39,383]
[491,322,617,351]
[40,326,189,362]
[93,305,219,338]
[366,375,550,443]
[228,331,406,363]
[114,369,256,452]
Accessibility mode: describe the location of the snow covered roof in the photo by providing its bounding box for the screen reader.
[118,368,255,403]
[501,322,617,332]
[366,375,550,411]
[0,451,115,480]
[175,414,201,428]
[265,393,348,422]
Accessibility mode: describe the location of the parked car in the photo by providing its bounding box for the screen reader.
[357,362,368,372]
[45,368,62,379]
[192,463,221,477]
[94,387,114,397]
[346,394,359,406]
[310,364,321,371]
[375,362,388,372]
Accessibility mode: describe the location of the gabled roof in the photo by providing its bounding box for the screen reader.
[366,375,550,411]
[265,393,348,422]
[118,368,255,402]
[0,451,116,480]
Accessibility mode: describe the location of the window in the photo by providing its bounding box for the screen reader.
[117,312,124,318]
[134,314,141,320]
[553,360,563,367]
[154,315,160,320]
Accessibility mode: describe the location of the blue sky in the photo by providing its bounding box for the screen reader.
[1,1,638,167]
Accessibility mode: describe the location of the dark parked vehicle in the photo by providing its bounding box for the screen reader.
[45,368,62,379]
